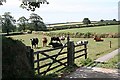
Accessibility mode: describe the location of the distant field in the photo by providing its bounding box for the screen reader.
[49,25,118,34]
[48,21,97,27]
[49,22,83,27]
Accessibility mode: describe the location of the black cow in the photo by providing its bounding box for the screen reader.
[59,36,65,41]
[35,38,39,47]
[50,37,61,43]
[30,38,39,48]
[49,42,63,48]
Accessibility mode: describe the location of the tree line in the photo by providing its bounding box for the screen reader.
[0,12,118,34]
[0,12,47,34]
[47,18,118,31]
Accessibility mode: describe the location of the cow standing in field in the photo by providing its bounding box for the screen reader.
[49,42,63,48]
[42,32,48,47]
[30,38,39,48]
[30,38,36,48]
[49,36,63,48]
[50,37,61,43]
[35,38,39,47]
[76,40,88,45]
[42,37,47,47]
[59,36,65,41]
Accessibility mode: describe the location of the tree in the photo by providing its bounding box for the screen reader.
[0,15,3,32]
[17,16,28,31]
[20,0,49,11]
[0,0,6,5]
[0,0,49,11]
[100,19,104,22]
[113,19,117,22]
[0,15,3,26]
[82,18,91,25]
[2,12,16,34]
[28,13,47,31]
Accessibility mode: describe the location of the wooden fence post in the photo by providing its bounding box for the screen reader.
[67,34,70,43]
[110,41,111,48]
[30,49,34,70]
[67,41,75,66]
[84,44,87,59]
[26,46,34,70]
[37,53,40,74]
[26,46,35,76]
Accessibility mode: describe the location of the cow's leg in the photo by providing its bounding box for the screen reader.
[43,42,44,47]
[35,44,37,48]
[36,43,38,48]
[32,44,33,48]
[44,42,47,47]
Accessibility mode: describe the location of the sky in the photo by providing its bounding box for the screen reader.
[0,0,119,24]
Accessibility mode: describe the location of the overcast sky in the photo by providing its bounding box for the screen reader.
[0,0,119,23]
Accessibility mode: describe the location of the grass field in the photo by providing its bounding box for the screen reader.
[49,25,118,34]
[7,34,119,64]
[7,25,119,76]
[7,34,119,75]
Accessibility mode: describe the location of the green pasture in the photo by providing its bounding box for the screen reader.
[7,33,119,65]
[7,33,119,76]
[5,25,119,77]
[49,25,118,34]
[6,23,119,74]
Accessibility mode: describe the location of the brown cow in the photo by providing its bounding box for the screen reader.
[94,36,104,42]
[42,37,47,47]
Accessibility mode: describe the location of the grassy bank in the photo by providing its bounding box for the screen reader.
[96,53,120,69]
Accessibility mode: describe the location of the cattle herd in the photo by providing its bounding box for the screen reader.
[30,36,66,48]
[30,35,103,49]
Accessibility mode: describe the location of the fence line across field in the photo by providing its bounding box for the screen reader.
[27,35,88,75]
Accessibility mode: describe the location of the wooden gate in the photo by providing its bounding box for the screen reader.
[34,43,68,75]
[29,41,88,76]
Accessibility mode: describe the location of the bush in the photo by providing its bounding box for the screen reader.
[4,32,24,36]
[84,32,93,38]
[2,36,34,79]
[45,32,119,38]
[80,58,92,66]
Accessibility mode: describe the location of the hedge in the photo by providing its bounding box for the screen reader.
[44,32,120,38]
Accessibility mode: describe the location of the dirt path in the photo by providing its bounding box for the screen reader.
[94,48,120,63]
[65,48,120,78]
[65,67,119,78]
